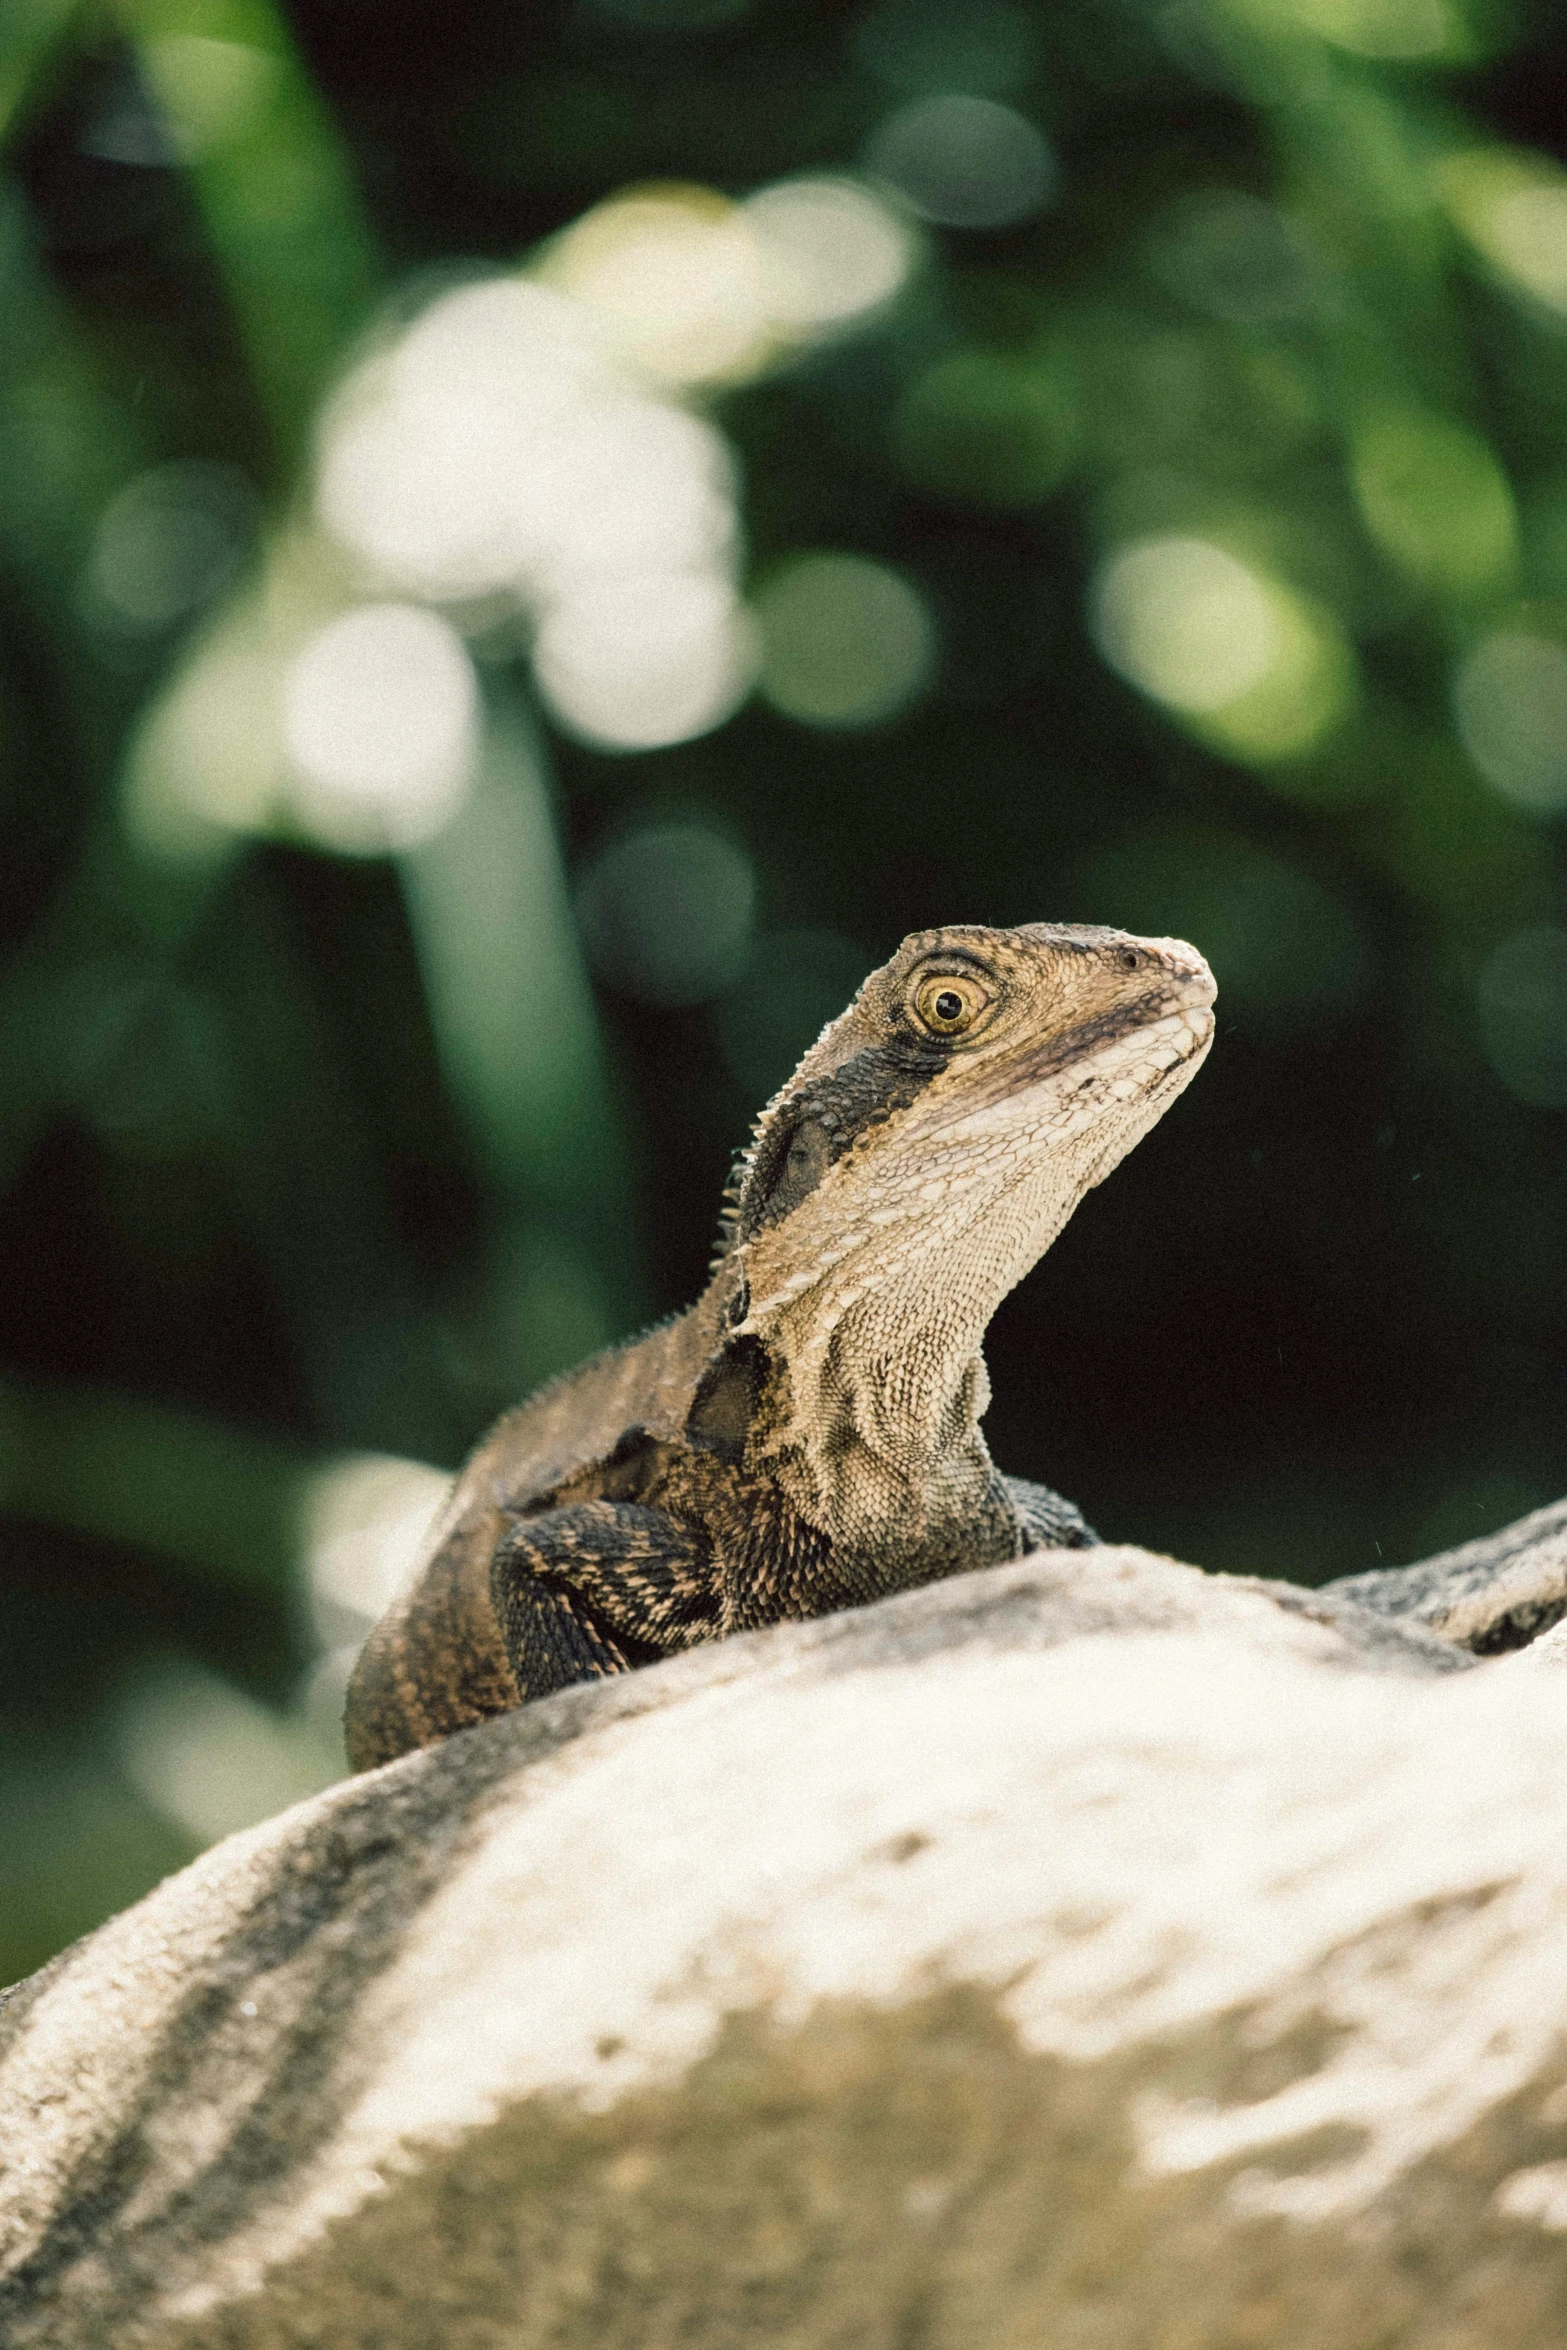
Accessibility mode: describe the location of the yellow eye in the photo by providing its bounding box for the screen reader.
[914,973,988,1036]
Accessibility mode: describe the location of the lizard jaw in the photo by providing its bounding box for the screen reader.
[935,1001,1216,1155]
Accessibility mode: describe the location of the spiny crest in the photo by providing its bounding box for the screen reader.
[708,1091,789,1273]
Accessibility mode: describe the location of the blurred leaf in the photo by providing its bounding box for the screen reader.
[0,0,80,150]
[0,1371,313,1589]
[1350,406,1517,600]
[115,0,379,463]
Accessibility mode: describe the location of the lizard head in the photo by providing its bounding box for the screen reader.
[694,924,1214,1490]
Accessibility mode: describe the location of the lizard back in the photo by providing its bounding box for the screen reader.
[343,1302,721,1767]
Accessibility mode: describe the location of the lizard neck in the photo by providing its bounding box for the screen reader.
[710,1140,1105,1586]
[747,1291,1020,1587]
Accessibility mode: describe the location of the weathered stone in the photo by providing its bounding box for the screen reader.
[4,1540,1567,2349]
[1327,1494,1567,1654]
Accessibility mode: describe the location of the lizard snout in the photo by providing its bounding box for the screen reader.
[1134,935,1216,1011]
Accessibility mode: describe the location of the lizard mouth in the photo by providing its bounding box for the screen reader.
[1056,1001,1214,1112]
[1148,1000,1216,1071]
[930,988,1215,1145]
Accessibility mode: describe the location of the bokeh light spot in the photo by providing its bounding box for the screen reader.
[1148,191,1315,324]
[754,553,936,730]
[576,822,756,1006]
[283,604,478,853]
[115,1658,339,1849]
[1476,928,1567,1109]
[398,278,610,415]
[1093,537,1278,712]
[896,349,1076,505]
[1452,633,1567,814]
[533,573,759,751]
[1267,0,1455,59]
[1439,151,1567,317]
[1483,186,1567,314]
[511,401,738,601]
[865,95,1056,230]
[541,185,773,387]
[317,270,747,697]
[1092,535,1353,761]
[126,632,285,856]
[743,177,917,335]
[1351,409,1516,599]
[317,278,620,599]
[303,1454,452,1642]
[88,460,256,635]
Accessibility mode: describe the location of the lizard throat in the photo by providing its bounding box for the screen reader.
[737,1150,1089,1574]
[728,998,1214,1572]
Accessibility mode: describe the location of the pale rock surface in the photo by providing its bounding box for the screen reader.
[4,1537,1567,2348]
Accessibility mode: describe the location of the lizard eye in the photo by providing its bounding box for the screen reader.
[913,973,989,1036]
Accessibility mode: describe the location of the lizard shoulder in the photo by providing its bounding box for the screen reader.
[436,1303,720,1533]
[344,1309,722,1768]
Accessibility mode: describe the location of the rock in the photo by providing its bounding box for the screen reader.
[5,1538,1567,2349]
[1326,1495,1567,1655]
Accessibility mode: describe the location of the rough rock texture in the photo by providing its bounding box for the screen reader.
[1327,1495,1567,1654]
[5,1540,1567,2349]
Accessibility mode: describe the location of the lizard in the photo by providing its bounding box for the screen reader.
[345,920,1216,1770]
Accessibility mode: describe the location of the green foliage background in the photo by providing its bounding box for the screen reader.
[1,0,1564,1983]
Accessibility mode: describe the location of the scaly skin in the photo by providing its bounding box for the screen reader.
[345,921,1216,1769]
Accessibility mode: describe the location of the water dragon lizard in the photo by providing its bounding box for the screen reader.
[346,920,1217,1769]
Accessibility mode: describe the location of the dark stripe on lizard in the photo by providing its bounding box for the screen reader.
[737,1041,948,1238]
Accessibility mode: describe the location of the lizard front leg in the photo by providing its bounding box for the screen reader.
[490,1500,721,1703]
[1003,1475,1099,1552]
